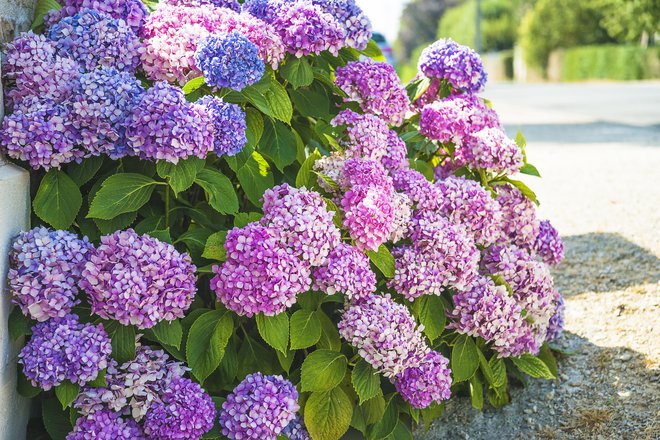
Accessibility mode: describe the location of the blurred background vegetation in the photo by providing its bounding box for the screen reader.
[394,0,660,82]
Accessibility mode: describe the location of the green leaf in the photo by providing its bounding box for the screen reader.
[500,178,539,205]
[316,310,342,352]
[412,295,446,342]
[409,159,434,181]
[256,313,289,354]
[195,169,239,215]
[66,156,104,187]
[42,398,71,440]
[17,371,40,398]
[511,353,556,379]
[451,334,479,383]
[243,75,293,124]
[8,307,31,341]
[290,310,322,350]
[520,163,541,177]
[233,212,263,228]
[360,39,386,62]
[538,344,559,378]
[259,119,298,172]
[87,369,107,388]
[296,150,322,189]
[237,335,278,378]
[182,76,206,94]
[32,0,62,29]
[420,403,444,429]
[107,322,136,364]
[469,375,484,410]
[55,380,79,410]
[371,396,398,439]
[34,170,82,229]
[186,311,234,383]
[151,320,183,350]
[149,228,172,243]
[94,211,137,234]
[360,394,386,426]
[157,157,205,195]
[366,245,395,278]
[301,349,347,392]
[280,57,314,88]
[202,231,228,261]
[385,420,413,440]
[276,348,296,374]
[245,108,265,150]
[88,174,157,220]
[515,129,527,162]
[290,87,331,119]
[351,359,381,404]
[406,76,432,101]
[236,151,274,207]
[305,388,353,440]
[323,197,343,229]
[489,356,507,388]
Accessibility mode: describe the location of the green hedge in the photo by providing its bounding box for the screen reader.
[558,45,660,81]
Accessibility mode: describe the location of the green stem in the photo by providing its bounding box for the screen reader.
[165,184,171,229]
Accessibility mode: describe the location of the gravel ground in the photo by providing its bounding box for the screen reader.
[421,82,660,440]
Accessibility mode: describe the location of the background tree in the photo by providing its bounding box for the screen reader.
[589,0,660,46]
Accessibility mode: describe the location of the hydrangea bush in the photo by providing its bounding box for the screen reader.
[3,1,565,438]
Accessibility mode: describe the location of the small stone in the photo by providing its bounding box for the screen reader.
[523,408,533,415]
[526,417,534,425]
[533,405,538,413]
[545,391,555,401]
[618,353,633,362]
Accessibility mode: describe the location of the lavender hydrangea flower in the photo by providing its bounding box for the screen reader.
[546,296,565,342]
[534,220,565,266]
[47,9,143,73]
[391,168,441,211]
[125,82,214,163]
[75,343,187,420]
[262,184,341,266]
[282,415,311,440]
[338,294,429,377]
[312,243,376,303]
[8,227,92,322]
[45,0,148,33]
[436,175,503,246]
[393,351,452,409]
[143,376,216,440]
[335,60,410,126]
[80,229,197,329]
[272,1,345,57]
[220,373,299,440]
[332,109,390,161]
[67,409,146,440]
[19,314,111,390]
[340,158,391,189]
[211,223,312,316]
[72,67,145,159]
[197,96,247,156]
[449,277,538,357]
[162,0,241,10]
[242,0,279,21]
[496,183,540,249]
[389,191,413,243]
[418,38,487,93]
[2,32,80,111]
[0,100,83,170]
[456,127,523,175]
[381,130,409,172]
[195,32,265,91]
[312,0,372,50]
[342,185,395,252]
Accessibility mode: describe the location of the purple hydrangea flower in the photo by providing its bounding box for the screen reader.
[143,376,216,440]
[242,0,279,21]
[262,184,341,267]
[435,176,503,246]
[45,0,148,33]
[282,415,311,440]
[8,227,92,322]
[418,38,487,93]
[332,109,390,161]
[381,130,409,172]
[456,127,523,175]
[211,223,312,317]
[312,0,372,50]
[195,32,265,91]
[534,220,565,266]
[197,96,248,156]
[389,191,413,243]
[496,183,540,249]
[19,314,111,390]
[546,296,565,342]
[80,229,197,329]
[0,99,83,170]
[220,373,299,440]
[67,408,146,440]
[125,82,214,163]
[335,60,410,126]
[312,243,376,303]
[2,32,80,111]
[449,277,538,357]
[273,1,345,57]
[72,67,145,159]
[391,168,441,211]
[338,294,429,377]
[342,185,395,252]
[393,351,452,409]
[339,158,391,190]
[162,0,241,10]
[47,9,143,73]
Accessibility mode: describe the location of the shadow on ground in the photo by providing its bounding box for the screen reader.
[552,232,660,297]
[502,122,660,145]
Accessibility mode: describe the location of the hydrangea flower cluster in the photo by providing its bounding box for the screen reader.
[45,0,148,32]
[19,314,111,390]
[534,220,565,266]
[143,377,216,439]
[8,227,92,322]
[80,229,197,329]
[312,243,377,302]
[312,0,372,50]
[332,109,390,161]
[197,96,247,156]
[393,351,452,409]
[391,168,442,212]
[418,38,487,93]
[382,130,409,172]
[283,415,311,440]
[338,294,429,377]
[163,0,241,10]
[220,373,299,439]
[456,127,523,176]
[335,60,410,126]
[496,183,541,249]
[211,223,312,316]
[67,409,146,440]
[546,296,565,342]
[194,32,265,90]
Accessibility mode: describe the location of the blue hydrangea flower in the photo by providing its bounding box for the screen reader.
[197,96,247,156]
